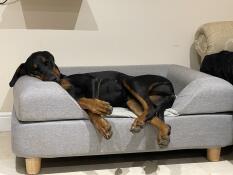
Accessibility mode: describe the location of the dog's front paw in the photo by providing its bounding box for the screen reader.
[92,117,113,140]
[130,118,145,133]
[90,99,113,116]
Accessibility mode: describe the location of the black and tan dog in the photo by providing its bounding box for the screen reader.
[9,51,175,147]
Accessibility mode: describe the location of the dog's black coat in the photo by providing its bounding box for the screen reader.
[65,72,175,120]
[200,51,233,84]
[9,51,175,122]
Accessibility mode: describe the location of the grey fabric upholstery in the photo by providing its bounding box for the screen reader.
[167,65,210,94]
[12,109,233,158]
[60,64,169,77]
[167,65,233,115]
[13,64,233,122]
[11,64,233,159]
[172,77,233,115]
[13,76,89,121]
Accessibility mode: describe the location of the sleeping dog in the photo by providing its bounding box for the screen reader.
[9,51,175,147]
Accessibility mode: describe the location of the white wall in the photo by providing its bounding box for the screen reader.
[1,0,233,112]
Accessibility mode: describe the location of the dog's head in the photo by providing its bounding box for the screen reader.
[9,51,61,87]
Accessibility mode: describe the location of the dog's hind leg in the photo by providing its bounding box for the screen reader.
[150,117,171,148]
[123,80,157,133]
[127,97,171,148]
[127,98,143,116]
[149,95,175,148]
[123,81,153,133]
[126,98,150,133]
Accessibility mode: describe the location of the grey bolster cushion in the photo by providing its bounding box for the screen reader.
[13,76,89,121]
[168,65,233,115]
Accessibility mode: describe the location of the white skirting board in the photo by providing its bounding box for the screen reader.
[0,112,11,132]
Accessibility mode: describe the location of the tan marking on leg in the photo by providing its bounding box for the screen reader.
[123,80,151,132]
[123,80,149,121]
[150,117,168,134]
[127,98,146,133]
[127,98,143,116]
[150,117,171,148]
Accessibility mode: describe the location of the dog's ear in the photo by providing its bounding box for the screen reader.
[9,63,26,87]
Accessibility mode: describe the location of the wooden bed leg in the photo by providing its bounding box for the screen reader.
[25,158,41,175]
[207,147,221,162]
